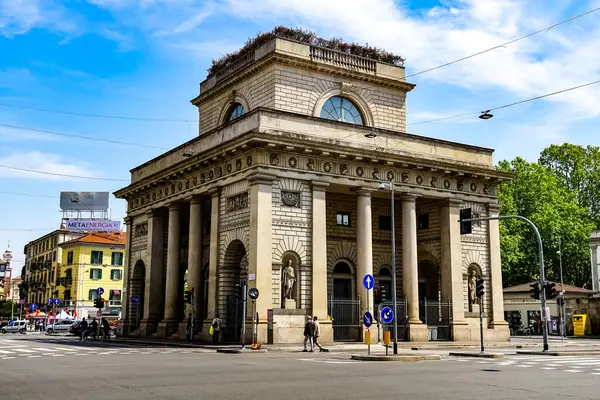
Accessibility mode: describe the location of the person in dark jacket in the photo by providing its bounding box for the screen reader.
[101,318,110,341]
[79,318,88,341]
[89,318,98,341]
[303,316,315,352]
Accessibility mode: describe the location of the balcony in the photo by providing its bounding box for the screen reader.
[58,277,73,287]
[108,300,122,307]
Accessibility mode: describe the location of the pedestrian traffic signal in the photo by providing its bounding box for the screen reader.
[529,282,540,300]
[380,286,387,302]
[545,282,557,299]
[476,278,484,298]
[374,287,381,304]
[184,290,193,304]
[460,208,473,235]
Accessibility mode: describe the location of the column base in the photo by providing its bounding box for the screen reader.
[139,319,159,338]
[488,321,510,342]
[407,322,429,342]
[451,321,471,342]
[157,320,180,338]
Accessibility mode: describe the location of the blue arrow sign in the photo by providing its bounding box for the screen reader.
[381,307,394,324]
[363,274,374,290]
[362,311,373,328]
[131,295,139,304]
[53,298,61,306]
[97,287,104,295]
[29,304,37,311]
[47,298,53,305]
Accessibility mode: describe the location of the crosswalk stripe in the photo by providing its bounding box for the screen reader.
[564,369,581,373]
[541,367,555,370]
[33,348,58,352]
[15,349,36,353]
[0,350,14,354]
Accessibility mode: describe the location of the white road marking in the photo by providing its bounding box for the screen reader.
[476,361,489,364]
[14,349,36,353]
[0,350,14,354]
[516,365,533,368]
[27,355,41,358]
[51,354,65,357]
[564,369,582,373]
[541,367,555,370]
[33,348,58,352]
[591,373,600,375]
[1,357,15,359]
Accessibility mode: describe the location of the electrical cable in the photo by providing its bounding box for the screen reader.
[0,164,129,182]
[0,191,59,199]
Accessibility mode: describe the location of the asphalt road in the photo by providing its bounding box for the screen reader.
[1,335,599,400]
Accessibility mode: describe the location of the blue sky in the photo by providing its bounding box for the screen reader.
[2,0,600,273]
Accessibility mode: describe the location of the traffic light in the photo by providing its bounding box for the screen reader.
[476,278,484,298]
[94,298,105,309]
[374,287,381,304]
[234,284,243,299]
[545,282,557,300]
[529,282,540,300]
[184,290,193,304]
[380,286,388,302]
[460,208,472,235]
[557,296,564,306]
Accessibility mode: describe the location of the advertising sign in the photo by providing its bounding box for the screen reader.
[64,219,121,232]
[60,192,109,211]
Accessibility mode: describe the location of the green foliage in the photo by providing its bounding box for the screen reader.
[0,301,17,318]
[498,154,595,287]
[208,26,405,76]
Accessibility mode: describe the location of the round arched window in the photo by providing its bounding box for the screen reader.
[226,103,245,122]
[320,96,364,125]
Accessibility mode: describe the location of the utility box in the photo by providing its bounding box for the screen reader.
[573,314,592,336]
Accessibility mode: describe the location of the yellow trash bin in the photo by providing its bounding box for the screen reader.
[572,314,591,336]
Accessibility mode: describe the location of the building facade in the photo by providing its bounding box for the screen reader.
[57,233,126,320]
[115,35,510,343]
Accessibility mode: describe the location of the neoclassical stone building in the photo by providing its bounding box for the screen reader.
[115,35,510,343]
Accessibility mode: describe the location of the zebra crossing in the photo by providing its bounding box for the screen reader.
[451,354,600,375]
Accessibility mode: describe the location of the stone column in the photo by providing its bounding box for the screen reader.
[356,189,374,333]
[401,195,427,341]
[158,204,181,337]
[187,196,203,321]
[312,182,332,342]
[120,216,133,336]
[440,199,469,341]
[591,245,599,292]
[488,203,509,340]
[248,174,274,344]
[141,209,165,337]
[205,189,220,331]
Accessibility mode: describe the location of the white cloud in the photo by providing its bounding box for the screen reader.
[0,0,82,37]
[0,151,96,180]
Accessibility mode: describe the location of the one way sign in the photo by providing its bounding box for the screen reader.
[363,274,374,290]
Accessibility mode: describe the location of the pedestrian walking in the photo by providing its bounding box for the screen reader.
[79,318,88,341]
[89,318,98,341]
[303,316,315,352]
[313,316,328,352]
[101,318,110,341]
[211,314,221,345]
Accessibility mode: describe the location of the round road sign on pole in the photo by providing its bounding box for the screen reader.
[362,311,373,328]
[131,295,139,304]
[29,304,37,311]
[248,288,259,300]
[53,298,61,306]
[97,287,104,295]
[19,300,25,305]
[47,298,53,305]
[363,274,374,290]
[381,307,394,324]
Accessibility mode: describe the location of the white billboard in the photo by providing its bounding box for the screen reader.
[64,220,121,232]
[60,192,109,211]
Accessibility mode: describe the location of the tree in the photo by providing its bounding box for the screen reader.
[498,157,595,287]
[540,144,600,228]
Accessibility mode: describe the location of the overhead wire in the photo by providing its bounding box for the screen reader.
[0,164,129,182]
[0,191,59,199]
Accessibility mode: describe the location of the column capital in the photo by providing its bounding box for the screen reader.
[247,172,276,185]
[352,187,375,196]
[145,208,163,218]
[189,195,203,205]
[488,202,501,213]
[168,203,180,212]
[399,194,419,202]
[123,216,134,225]
[311,181,330,191]
[207,187,221,197]
[445,198,463,208]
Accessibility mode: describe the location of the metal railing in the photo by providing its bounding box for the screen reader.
[215,51,256,83]
[328,297,361,342]
[419,298,452,341]
[108,300,122,307]
[310,45,377,73]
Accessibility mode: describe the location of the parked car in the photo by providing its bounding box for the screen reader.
[1,320,28,334]
[47,319,78,334]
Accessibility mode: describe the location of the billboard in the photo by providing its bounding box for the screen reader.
[60,192,109,211]
[64,219,121,232]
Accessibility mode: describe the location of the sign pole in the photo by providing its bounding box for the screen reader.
[190,288,195,343]
[241,282,248,347]
[252,299,257,345]
[367,290,370,356]
[479,297,484,353]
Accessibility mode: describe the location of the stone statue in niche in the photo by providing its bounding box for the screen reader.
[468,269,477,312]
[282,259,297,309]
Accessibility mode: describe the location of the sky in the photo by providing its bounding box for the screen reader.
[1,0,600,274]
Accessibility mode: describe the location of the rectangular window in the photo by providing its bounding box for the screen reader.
[91,251,103,265]
[90,268,102,280]
[67,251,74,265]
[378,215,392,231]
[53,250,56,261]
[111,252,123,266]
[88,289,99,301]
[417,214,429,230]
[336,212,351,227]
[111,269,122,280]
[109,289,122,301]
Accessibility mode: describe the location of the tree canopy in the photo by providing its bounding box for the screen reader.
[498,147,596,288]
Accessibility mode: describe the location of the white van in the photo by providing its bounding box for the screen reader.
[1,320,28,334]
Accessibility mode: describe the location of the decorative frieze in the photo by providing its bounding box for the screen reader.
[226,193,249,212]
[220,219,250,232]
[281,191,301,208]
[134,223,148,237]
[273,219,310,227]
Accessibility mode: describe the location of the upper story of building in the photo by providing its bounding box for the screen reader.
[23,229,84,278]
[192,27,413,137]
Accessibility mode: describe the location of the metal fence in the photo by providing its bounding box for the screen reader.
[328,298,361,342]
[419,299,452,340]
[377,299,408,341]
[225,295,243,343]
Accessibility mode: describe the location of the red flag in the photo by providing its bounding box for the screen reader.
[73,306,77,318]
[35,310,39,317]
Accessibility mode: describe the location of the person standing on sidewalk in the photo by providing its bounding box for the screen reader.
[303,316,314,352]
[313,316,328,352]
[211,314,221,345]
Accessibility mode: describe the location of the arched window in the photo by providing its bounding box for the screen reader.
[226,103,245,122]
[320,96,364,125]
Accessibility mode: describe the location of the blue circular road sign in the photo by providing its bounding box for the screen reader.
[363,274,374,290]
[47,298,53,305]
[381,307,394,324]
[131,295,139,304]
[97,287,104,295]
[53,298,61,306]
[29,304,37,311]
[362,311,373,328]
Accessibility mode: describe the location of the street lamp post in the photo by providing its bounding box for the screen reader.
[379,182,399,354]
[558,238,566,339]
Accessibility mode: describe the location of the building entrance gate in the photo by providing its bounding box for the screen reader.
[420,299,452,340]
[328,298,361,342]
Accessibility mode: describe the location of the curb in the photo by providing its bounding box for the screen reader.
[516,350,600,356]
[449,352,504,359]
[351,354,441,362]
[217,348,268,354]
